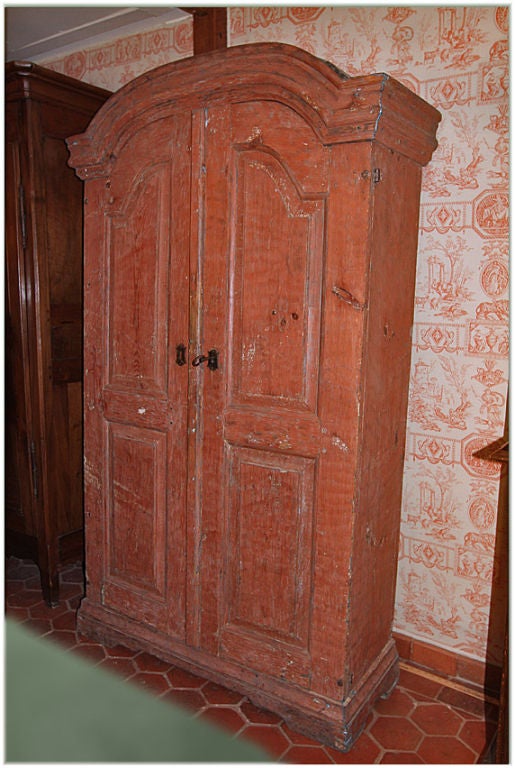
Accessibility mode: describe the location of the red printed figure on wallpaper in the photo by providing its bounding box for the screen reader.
[468,321,509,358]
[420,236,473,319]
[443,111,483,190]
[438,7,487,68]
[474,191,509,237]
[401,571,461,639]
[480,244,509,298]
[405,467,461,540]
[474,358,506,389]
[434,358,471,431]
[320,10,381,75]
[383,7,415,70]
[409,358,472,434]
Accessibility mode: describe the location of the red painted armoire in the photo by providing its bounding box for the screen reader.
[68,44,440,750]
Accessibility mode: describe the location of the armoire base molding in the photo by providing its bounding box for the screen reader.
[77,599,398,752]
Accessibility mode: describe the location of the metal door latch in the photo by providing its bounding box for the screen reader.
[192,349,218,370]
[175,344,186,366]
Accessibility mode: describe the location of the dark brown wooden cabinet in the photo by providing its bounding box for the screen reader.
[68,44,440,749]
[5,62,110,604]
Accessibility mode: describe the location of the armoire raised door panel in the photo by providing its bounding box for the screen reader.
[5,62,110,604]
[68,44,440,750]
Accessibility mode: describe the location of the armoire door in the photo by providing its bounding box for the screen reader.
[193,100,330,688]
[89,112,191,637]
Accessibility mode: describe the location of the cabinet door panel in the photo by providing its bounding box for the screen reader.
[200,102,328,679]
[107,424,167,595]
[221,446,314,684]
[107,166,171,392]
[95,115,190,637]
[230,148,323,409]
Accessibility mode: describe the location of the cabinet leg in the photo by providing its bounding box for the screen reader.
[379,659,400,700]
[40,566,60,607]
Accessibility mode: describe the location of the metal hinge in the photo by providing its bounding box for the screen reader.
[361,168,382,184]
[18,184,27,249]
[30,441,39,498]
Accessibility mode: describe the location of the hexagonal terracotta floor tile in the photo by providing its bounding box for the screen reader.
[280,723,321,746]
[411,702,464,735]
[167,667,208,689]
[240,700,283,724]
[98,656,138,677]
[161,688,206,712]
[459,718,498,755]
[28,601,68,620]
[283,744,333,763]
[239,724,290,758]
[65,595,83,610]
[61,564,84,583]
[25,576,46,591]
[326,732,382,764]
[52,611,79,631]
[5,606,30,622]
[370,715,423,751]
[21,618,53,636]
[44,629,79,649]
[6,559,38,580]
[8,591,44,608]
[130,671,171,695]
[71,643,107,664]
[134,652,172,673]
[418,734,477,763]
[380,750,424,763]
[197,706,246,735]
[104,643,139,658]
[374,687,416,717]
[202,681,245,705]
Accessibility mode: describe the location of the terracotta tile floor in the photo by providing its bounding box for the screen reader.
[5,557,498,763]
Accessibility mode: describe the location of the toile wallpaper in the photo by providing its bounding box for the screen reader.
[41,6,509,667]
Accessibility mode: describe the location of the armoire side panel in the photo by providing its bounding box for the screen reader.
[346,144,426,683]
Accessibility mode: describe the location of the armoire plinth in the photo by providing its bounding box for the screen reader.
[5,62,110,605]
[68,44,440,750]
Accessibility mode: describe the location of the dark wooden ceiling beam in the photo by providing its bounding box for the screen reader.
[180,7,227,54]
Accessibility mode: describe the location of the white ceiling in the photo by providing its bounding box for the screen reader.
[5,6,191,62]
